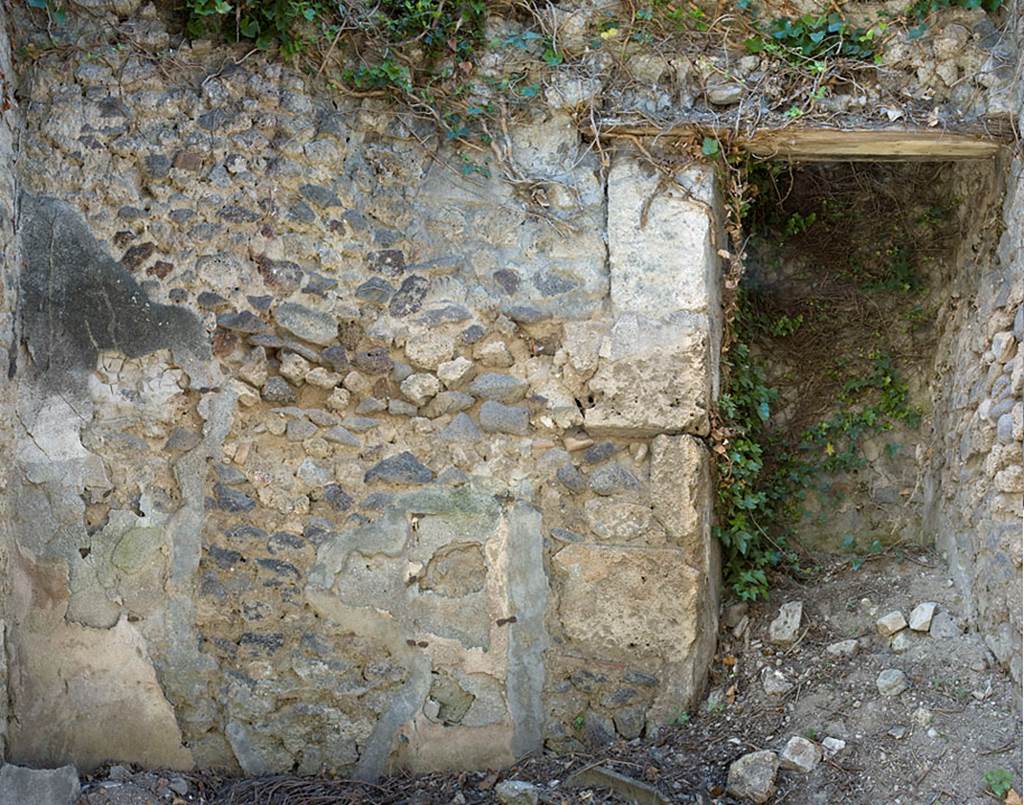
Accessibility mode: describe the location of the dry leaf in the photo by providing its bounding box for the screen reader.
[1005,789,1021,805]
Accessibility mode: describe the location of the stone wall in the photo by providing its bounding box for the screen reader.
[0,0,1019,778]
[924,154,1024,693]
[2,8,721,774]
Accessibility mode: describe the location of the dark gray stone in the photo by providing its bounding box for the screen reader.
[569,669,606,691]
[589,464,640,496]
[624,669,659,687]
[198,291,229,310]
[319,345,350,371]
[532,271,578,297]
[302,272,337,297]
[18,195,208,391]
[220,205,260,223]
[197,107,234,131]
[601,687,638,707]
[583,442,618,464]
[215,483,256,513]
[364,452,434,484]
[494,269,520,295]
[353,347,392,375]
[268,531,306,552]
[217,310,269,334]
[549,527,583,542]
[164,427,200,452]
[1014,304,1023,341]
[299,183,341,208]
[239,632,284,653]
[256,558,300,578]
[324,484,354,511]
[556,464,585,492]
[469,372,528,403]
[506,305,550,324]
[208,545,244,569]
[418,304,471,325]
[341,416,379,432]
[461,324,486,344]
[367,249,406,277]
[261,377,296,403]
[479,400,530,435]
[389,275,429,317]
[215,463,248,485]
[355,277,395,304]
[226,524,268,543]
[582,710,616,746]
[254,255,304,295]
[440,412,482,442]
[323,426,360,446]
[613,706,646,740]
[356,397,387,415]
[273,302,337,345]
[288,201,316,223]
[143,153,171,178]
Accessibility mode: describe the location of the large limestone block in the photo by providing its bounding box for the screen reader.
[650,434,713,572]
[553,544,715,712]
[584,313,711,436]
[608,156,719,321]
[553,544,700,662]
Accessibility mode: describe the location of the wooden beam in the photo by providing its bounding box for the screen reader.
[592,122,1011,161]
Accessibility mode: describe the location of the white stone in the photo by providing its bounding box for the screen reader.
[436,356,473,387]
[584,314,712,437]
[475,340,514,368]
[304,367,342,389]
[779,736,821,773]
[877,668,909,697]
[325,387,351,412]
[399,373,442,406]
[890,631,912,654]
[992,330,1015,362]
[279,353,311,385]
[607,155,718,321]
[908,602,937,632]
[726,750,778,804]
[875,611,907,637]
[405,331,455,371]
[821,737,846,758]
[768,601,803,646]
[825,639,859,658]
[495,780,539,805]
[762,668,793,696]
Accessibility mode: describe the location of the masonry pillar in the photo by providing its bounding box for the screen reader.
[552,151,722,729]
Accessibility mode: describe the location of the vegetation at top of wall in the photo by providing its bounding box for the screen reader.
[711,161,946,601]
[158,0,1005,149]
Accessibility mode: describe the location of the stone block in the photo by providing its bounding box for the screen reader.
[0,764,80,805]
[608,156,718,321]
[650,434,712,570]
[584,313,711,437]
[552,542,714,715]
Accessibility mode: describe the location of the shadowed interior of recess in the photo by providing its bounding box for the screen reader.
[716,159,1003,598]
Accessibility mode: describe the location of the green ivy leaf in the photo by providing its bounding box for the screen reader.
[701,137,719,156]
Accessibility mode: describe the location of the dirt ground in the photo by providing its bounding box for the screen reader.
[78,550,1022,805]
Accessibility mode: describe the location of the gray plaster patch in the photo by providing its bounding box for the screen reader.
[505,503,548,757]
[18,194,210,391]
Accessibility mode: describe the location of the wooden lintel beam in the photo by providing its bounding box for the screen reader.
[593,123,1010,161]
